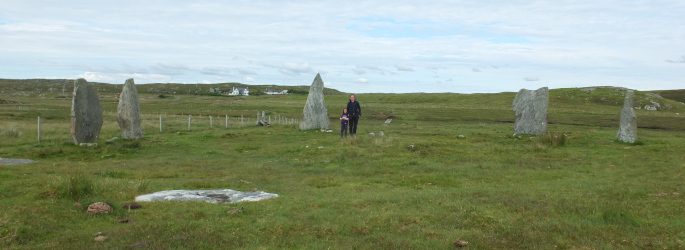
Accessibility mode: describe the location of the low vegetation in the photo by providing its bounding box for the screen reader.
[0,82,684,248]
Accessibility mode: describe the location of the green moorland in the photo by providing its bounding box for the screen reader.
[1,81,685,249]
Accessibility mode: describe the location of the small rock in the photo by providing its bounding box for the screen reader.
[227,207,244,214]
[454,240,468,247]
[326,130,333,132]
[378,131,385,136]
[122,202,142,209]
[368,132,375,136]
[458,135,465,138]
[86,202,113,215]
[408,145,415,150]
[79,143,98,147]
[94,236,107,242]
[74,202,82,207]
[318,146,324,149]
[119,218,135,223]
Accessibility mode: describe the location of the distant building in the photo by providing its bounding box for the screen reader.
[229,87,249,96]
[209,87,223,93]
[264,88,288,95]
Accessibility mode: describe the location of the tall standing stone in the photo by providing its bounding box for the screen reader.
[617,90,637,143]
[117,78,144,139]
[70,78,103,145]
[512,87,548,135]
[299,73,331,130]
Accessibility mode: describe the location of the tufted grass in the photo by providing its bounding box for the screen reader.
[1,87,684,248]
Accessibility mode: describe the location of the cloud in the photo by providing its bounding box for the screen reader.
[665,55,685,63]
[244,76,255,82]
[523,76,540,81]
[395,63,414,72]
[278,62,312,75]
[352,65,366,75]
[199,66,233,76]
[472,68,481,72]
[235,67,258,75]
[354,65,388,75]
[446,78,453,82]
[353,78,369,84]
[76,72,171,83]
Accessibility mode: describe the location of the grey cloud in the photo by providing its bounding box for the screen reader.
[199,66,233,76]
[354,65,388,75]
[472,68,481,72]
[523,76,540,81]
[277,62,312,75]
[446,78,453,82]
[395,63,414,72]
[157,62,189,70]
[352,65,366,75]
[234,66,258,75]
[665,55,685,63]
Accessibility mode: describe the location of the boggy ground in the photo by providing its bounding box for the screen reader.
[1,90,684,249]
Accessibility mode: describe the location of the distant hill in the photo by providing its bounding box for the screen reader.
[655,89,685,104]
[0,78,344,97]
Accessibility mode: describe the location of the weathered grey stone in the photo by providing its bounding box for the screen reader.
[0,158,36,165]
[117,78,143,139]
[617,90,638,143]
[70,79,103,145]
[512,87,548,135]
[135,189,279,204]
[256,111,268,126]
[300,74,331,130]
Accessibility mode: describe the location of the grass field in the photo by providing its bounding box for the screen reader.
[1,83,685,249]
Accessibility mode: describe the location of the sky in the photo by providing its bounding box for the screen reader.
[1,0,684,93]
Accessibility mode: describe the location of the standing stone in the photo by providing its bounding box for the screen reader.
[512,87,548,135]
[117,78,144,139]
[299,73,331,130]
[71,78,103,145]
[617,90,637,143]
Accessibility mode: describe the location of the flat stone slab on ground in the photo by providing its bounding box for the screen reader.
[135,189,279,204]
[0,158,36,165]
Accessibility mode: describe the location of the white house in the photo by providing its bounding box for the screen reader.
[265,89,288,95]
[228,87,249,96]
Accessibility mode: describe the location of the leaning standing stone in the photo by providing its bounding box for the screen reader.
[299,73,331,130]
[617,90,637,143]
[70,78,103,145]
[512,87,548,135]
[117,78,144,139]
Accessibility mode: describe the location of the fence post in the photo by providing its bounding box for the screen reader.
[188,115,192,131]
[210,116,213,129]
[37,116,41,143]
[159,115,163,132]
[241,115,244,127]
[226,115,228,128]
